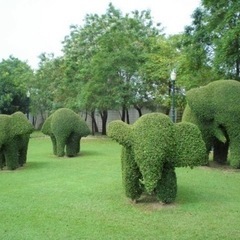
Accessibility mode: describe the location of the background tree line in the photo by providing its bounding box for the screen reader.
[0,1,239,134]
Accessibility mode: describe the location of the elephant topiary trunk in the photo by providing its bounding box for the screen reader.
[41,108,91,157]
[0,112,34,170]
[107,113,207,203]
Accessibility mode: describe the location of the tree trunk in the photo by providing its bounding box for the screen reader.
[126,109,130,124]
[121,105,130,123]
[100,110,108,135]
[121,105,126,122]
[134,105,142,117]
[91,111,98,135]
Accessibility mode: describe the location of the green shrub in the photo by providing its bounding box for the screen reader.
[183,80,240,168]
[107,113,206,203]
[0,112,33,170]
[175,121,208,168]
[42,108,91,157]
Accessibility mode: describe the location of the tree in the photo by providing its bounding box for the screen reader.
[202,0,240,79]
[138,35,181,113]
[0,56,34,114]
[30,53,66,125]
[62,3,163,134]
[180,0,240,88]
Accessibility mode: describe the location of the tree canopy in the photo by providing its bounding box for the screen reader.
[0,56,34,114]
[1,1,239,133]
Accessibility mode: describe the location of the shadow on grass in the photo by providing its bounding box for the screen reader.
[80,150,103,157]
[25,161,52,170]
[0,161,50,172]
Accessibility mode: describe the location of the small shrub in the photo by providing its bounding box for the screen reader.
[42,108,90,157]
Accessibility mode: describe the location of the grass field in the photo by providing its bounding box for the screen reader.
[1,133,240,239]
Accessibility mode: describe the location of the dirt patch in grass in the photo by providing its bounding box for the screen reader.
[128,193,177,212]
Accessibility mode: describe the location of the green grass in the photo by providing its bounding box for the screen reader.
[1,133,240,239]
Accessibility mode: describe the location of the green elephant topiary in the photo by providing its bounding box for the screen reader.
[182,80,240,168]
[0,112,34,170]
[107,113,207,203]
[41,108,91,157]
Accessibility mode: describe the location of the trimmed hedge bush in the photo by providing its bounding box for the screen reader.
[107,112,207,203]
[42,108,91,157]
[0,112,34,170]
[183,80,240,168]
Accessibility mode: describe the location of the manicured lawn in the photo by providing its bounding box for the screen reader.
[1,133,240,239]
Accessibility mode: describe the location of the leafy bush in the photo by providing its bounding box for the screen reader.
[42,108,90,157]
[107,113,206,203]
[0,112,33,170]
[183,80,240,168]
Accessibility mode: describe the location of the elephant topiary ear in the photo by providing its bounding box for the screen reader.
[11,112,34,136]
[107,120,132,147]
[174,122,208,168]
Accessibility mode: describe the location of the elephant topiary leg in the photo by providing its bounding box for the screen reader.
[4,144,19,170]
[17,135,30,166]
[229,141,240,169]
[66,133,81,157]
[226,132,240,168]
[121,147,143,201]
[0,149,5,169]
[56,139,66,157]
[50,135,57,156]
[156,162,177,204]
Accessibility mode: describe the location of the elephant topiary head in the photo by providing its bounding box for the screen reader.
[0,112,34,146]
[183,80,240,168]
[0,112,34,170]
[107,113,207,203]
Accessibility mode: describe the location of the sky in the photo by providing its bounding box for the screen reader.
[0,0,201,69]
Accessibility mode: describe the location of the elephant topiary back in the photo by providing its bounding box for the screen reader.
[42,108,91,157]
[51,108,89,137]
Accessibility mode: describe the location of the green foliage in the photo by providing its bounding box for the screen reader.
[62,3,172,131]
[175,121,208,167]
[107,120,132,147]
[0,112,33,170]
[203,0,240,79]
[184,80,240,168]
[132,113,175,194]
[121,147,143,201]
[0,56,34,114]
[42,108,90,157]
[181,0,240,83]
[31,54,67,117]
[182,104,214,153]
[10,112,34,136]
[41,114,53,135]
[156,162,177,203]
[107,112,206,203]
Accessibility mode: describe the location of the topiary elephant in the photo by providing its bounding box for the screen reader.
[107,113,207,203]
[182,80,240,168]
[41,108,91,157]
[0,112,34,170]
